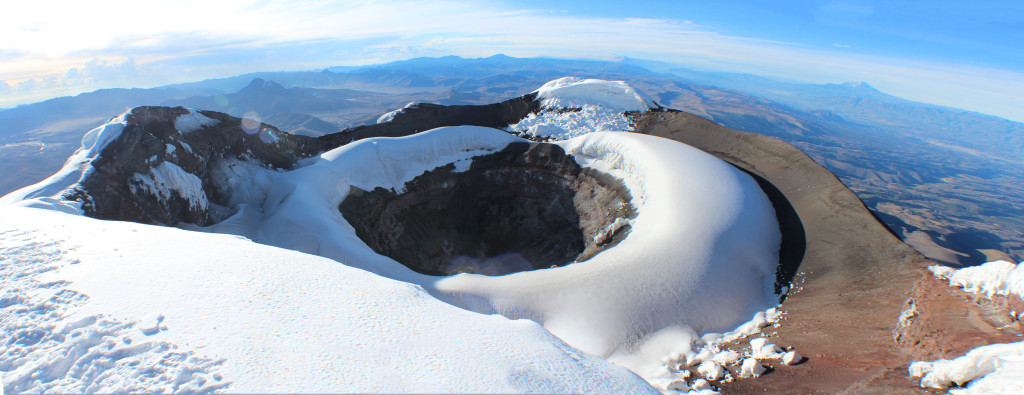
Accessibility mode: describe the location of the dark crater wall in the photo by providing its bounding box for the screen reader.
[68,106,320,226]
[339,142,636,276]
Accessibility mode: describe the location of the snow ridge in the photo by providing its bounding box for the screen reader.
[377,101,420,124]
[0,112,128,212]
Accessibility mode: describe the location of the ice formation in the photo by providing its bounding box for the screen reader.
[535,76,657,111]
[507,76,659,140]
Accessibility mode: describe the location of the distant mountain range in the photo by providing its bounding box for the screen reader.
[1,54,1021,266]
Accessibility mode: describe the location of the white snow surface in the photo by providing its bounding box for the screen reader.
[739,358,766,378]
[535,77,656,112]
[506,104,637,140]
[0,207,656,393]
[930,260,1024,300]
[910,260,1024,393]
[1,123,781,392]
[376,101,420,124]
[173,108,218,134]
[506,77,657,140]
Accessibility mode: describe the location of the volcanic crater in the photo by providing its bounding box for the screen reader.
[339,142,636,276]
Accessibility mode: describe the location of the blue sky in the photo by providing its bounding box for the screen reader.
[1,0,1022,122]
[512,0,1023,69]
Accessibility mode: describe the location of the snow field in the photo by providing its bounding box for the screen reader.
[0,207,657,393]
[0,227,229,393]
[910,260,1024,393]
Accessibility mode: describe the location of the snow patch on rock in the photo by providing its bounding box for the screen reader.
[377,101,420,124]
[173,108,218,134]
[130,162,208,211]
[739,358,767,378]
[930,261,1024,299]
[781,350,802,365]
[911,260,1024,393]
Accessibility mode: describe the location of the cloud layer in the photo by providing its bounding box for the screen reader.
[1,0,1021,121]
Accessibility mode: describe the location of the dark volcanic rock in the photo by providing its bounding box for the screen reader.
[67,106,321,226]
[339,142,635,276]
[62,93,544,228]
[317,93,540,146]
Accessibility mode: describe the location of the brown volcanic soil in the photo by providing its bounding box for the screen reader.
[633,110,1023,393]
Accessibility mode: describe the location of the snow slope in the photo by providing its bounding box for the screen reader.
[909,261,1024,393]
[0,113,127,213]
[0,206,656,393]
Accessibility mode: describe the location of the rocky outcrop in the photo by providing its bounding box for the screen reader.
[317,93,540,146]
[339,142,635,276]
[66,106,320,225]
[62,94,546,227]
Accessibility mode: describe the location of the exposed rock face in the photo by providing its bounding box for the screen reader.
[317,94,540,146]
[65,96,544,227]
[339,142,635,276]
[66,106,320,226]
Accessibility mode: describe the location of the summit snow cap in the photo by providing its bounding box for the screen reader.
[534,77,657,112]
[508,77,658,140]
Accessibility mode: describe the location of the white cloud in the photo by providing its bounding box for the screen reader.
[0,0,1021,121]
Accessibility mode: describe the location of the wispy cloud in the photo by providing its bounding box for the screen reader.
[0,0,1021,122]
